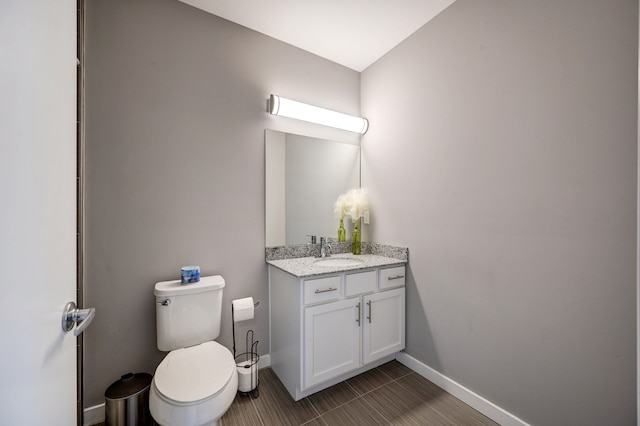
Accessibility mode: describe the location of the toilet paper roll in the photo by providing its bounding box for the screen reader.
[236,359,258,392]
[232,297,255,322]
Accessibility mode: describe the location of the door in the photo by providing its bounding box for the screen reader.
[304,298,361,388]
[0,1,78,425]
[363,288,406,364]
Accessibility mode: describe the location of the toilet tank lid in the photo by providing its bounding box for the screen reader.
[154,275,225,297]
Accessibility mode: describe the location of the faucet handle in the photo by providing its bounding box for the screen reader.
[307,235,317,244]
[319,237,331,258]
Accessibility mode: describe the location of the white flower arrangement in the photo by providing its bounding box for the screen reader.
[333,193,350,220]
[334,188,369,222]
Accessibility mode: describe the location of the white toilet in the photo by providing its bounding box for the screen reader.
[149,275,238,426]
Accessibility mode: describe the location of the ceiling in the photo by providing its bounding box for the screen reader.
[178,0,456,72]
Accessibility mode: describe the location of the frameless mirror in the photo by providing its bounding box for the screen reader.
[265,129,360,247]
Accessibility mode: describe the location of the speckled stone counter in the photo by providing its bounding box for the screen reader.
[266,242,408,262]
[267,253,407,279]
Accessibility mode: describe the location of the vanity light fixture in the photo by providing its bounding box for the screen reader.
[269,94,369,134]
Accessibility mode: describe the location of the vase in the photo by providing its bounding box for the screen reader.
[338,219,346,242]
[352,219,361,255]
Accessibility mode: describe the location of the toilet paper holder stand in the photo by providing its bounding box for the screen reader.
[232,301,260,397]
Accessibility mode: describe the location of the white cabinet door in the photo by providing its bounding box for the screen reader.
[304,298,361,388]
[363,288,405,364]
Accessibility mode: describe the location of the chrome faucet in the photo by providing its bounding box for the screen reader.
[320,237,331,258]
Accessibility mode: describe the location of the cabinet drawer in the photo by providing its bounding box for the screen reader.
[345,270,377,296]
[379,266,406,289]
[304,276,341,305]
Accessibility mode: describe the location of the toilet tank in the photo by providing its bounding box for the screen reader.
[154,275,225,351]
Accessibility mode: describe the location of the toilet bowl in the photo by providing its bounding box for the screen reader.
[149,341,238,426]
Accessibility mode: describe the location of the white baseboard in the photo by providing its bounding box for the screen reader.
[396,352,530,426]
[258,353,271,369]
[82,354,271,426]
[83,403,104,426]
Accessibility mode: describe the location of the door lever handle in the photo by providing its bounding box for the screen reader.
[62,301,96,336]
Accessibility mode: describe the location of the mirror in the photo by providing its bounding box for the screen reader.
[265,129,360,247]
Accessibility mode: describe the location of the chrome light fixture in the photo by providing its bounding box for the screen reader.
[269,94,369,134]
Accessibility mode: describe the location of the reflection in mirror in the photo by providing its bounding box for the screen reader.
[265,129,360,247]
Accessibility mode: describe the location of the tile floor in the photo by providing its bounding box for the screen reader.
[93,361,498,425]
[220,361,499,425]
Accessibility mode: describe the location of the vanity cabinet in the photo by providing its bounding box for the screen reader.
[268,262,406,401]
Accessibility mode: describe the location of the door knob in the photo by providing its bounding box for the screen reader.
[62,301,96,336]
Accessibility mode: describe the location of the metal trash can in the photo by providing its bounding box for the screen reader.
[105,372,153,426]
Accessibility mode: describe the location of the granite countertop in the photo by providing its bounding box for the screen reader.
[267,253,407,279]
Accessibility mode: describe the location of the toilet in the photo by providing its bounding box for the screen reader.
[149,276,238,426]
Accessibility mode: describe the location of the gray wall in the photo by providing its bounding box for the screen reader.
[361,1,637,425]
[84,0,360,406]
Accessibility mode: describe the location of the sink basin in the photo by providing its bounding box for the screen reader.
[314,258,364,267]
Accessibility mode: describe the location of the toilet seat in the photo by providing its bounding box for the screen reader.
[154,341,235,405]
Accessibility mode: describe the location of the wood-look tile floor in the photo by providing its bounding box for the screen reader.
[221,361,499,426]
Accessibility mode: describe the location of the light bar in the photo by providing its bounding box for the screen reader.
[269,94,369,134]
